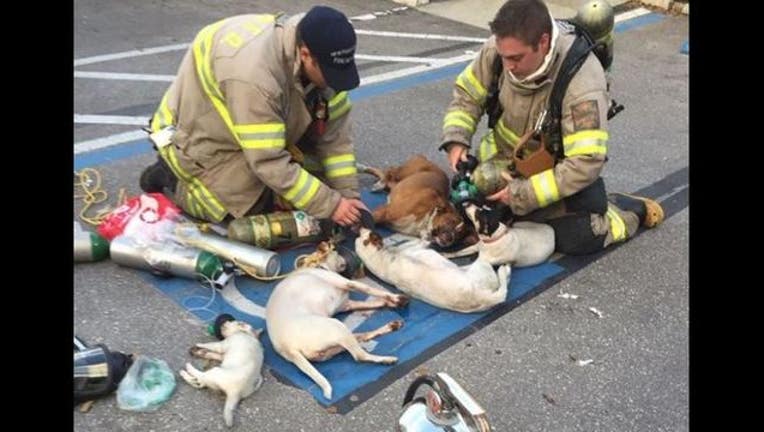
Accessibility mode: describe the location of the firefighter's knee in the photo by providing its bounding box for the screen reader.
[547,213,607,255]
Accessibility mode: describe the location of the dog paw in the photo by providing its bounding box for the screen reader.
[388,320,404,331]
[370,180,387,192]
[179,369,203,388]
[322,387,333,400]
[379,355,398,364]
[189,346,208,357]
[388,294,410,308]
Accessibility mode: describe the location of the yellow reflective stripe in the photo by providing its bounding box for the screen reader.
[455,63,487,103]
[222,31,243,48]
[495,118,520,146]
[234,123,286,149]
[530,169,560,208]
[563,130,609,157]
[479,130,498,162]
[443,110,477,134]
[606,205,627,241]
[159,146,226,221]
[234,123,285,133]
[185,197,203,219]
[151,91,173,132]
[193,19,258,156]
[294,177,320,209]
[322,154,357,178]
[328,92,351,119]
[283,169,321,209]
[242,15,276,36]
[193,21,227,102]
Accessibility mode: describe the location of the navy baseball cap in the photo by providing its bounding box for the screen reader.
[298,6,360,91]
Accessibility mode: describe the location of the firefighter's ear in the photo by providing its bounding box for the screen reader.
[298,45,312,63]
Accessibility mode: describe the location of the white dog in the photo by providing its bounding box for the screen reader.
[442,204,556,267]
[355,228,511,313]
[266,246,409,400]
[179,318,264,427]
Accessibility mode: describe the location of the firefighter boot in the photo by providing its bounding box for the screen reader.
[607,193,664,228]
[139,157,177,194]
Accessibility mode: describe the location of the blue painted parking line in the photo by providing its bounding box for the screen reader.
[145,189,564,410]
[73,12,666,170]
[680,40,689,55]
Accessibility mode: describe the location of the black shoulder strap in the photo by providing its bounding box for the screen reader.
[542,25,596,159]
[485,53,504,129]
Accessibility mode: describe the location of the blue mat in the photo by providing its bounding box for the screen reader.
[147,190,564,410]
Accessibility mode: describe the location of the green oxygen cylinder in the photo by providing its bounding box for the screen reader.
[74,222,110,262]
[227,210,335,250]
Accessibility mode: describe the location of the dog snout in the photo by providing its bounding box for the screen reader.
[433,230,456,247]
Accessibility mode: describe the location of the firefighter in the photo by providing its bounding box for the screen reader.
[139,6,368,227]
[440,0,664,255]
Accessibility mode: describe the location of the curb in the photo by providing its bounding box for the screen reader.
[639,0,689,14]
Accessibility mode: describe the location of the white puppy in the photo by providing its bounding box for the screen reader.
[179,319,264,427]
[442,204,555,267]
[266,248,409,400]
[355,228,511,313]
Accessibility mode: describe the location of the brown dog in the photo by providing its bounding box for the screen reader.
[359,154,473,248]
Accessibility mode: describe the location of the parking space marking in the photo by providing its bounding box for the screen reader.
[74,131,148,155]
[75,71,175,82]
[74,114,150,126]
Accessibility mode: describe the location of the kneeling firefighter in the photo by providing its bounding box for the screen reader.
[441,0,664,255]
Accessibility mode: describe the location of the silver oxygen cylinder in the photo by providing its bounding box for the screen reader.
[109,235,231,286]
[188,230,281,278]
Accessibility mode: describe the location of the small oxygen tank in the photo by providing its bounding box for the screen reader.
[227,210,335,250]
[109,235,231,286]
[74,222,110,262]
[472,159,512,196]
[573,0,615,70]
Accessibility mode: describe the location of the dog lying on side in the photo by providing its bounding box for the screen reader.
[266,246,409,400]
[441,204,556,267]
[179,317,264,427]
[355,228,510,313]
[359,154,474,248]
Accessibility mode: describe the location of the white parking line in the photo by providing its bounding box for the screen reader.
[360,53,475,86]
[74,43,189,66]
[354,29,485,43]
[356,54,442,64]
[75,71,175,82]
[615,7,651,23]
[75,114,151,126]
[74,130,149,154]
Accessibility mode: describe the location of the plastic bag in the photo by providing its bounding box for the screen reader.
[116,355,176,412]
[98,193,182,242]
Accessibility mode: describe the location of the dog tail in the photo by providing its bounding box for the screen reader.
[223,393,239,427]
[288,350,333,400]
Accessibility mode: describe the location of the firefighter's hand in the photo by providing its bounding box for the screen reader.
[486,171,514,205]
[446,143,469,172]
[332,197,369,227]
